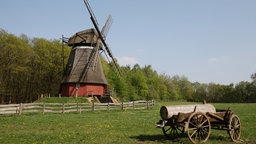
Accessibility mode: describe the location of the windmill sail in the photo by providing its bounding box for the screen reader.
[101,15,113,39]
[83,0,122,77]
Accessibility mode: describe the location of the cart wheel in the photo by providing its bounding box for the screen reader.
[228,114,241,142]
[162,124,184,139]
[187,112,211,144]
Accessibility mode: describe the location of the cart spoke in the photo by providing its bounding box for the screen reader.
[190,129,198,138]
[177,127,183,133]
[165,127,171,132]
[199,116,204,124]
[199,119,208,127]
[234,132,238,139]
[189,127,197,131]
[189,122,197,127]
[202,130,208,138]
[201,125,210,128]
[235,123,240,129]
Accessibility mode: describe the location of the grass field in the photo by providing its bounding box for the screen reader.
[0,101,255,144]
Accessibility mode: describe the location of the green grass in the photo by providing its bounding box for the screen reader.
[0,101,255,144]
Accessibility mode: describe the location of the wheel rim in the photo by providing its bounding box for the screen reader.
[162,125,183,139]
[187,112,211,143]
[229,114,241,142]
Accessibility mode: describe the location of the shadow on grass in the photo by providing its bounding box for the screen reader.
[130,134,186,143]
[130,133,240,143]
[210,134,229,141]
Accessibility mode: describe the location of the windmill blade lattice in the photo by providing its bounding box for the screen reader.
[83,0,122,77]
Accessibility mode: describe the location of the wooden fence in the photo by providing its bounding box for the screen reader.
[0,100,154,115]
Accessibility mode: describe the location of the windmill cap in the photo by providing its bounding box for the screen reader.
[68,28,100,47]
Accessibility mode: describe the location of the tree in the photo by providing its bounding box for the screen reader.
[142,65,161,100]
[178,76,193,101]
[0,30,70,103]
[160,74,179,100]
[235,81,251,102]
[251,73,256,86]
[206,83,223,102]
[130,64,148,100]
[192,82,207,102]
[221,84,236,103]
[30,38,64,96]
[0,31,35,103]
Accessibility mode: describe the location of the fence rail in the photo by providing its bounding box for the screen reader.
[0,100,154,115]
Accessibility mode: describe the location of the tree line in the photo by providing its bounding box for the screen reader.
[105,63,256,103]
[0,29,70,103]
[0,29,256,103]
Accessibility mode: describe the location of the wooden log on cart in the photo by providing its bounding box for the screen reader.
[160,104,216,120]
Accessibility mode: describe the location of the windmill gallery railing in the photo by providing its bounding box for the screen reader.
[0,100,154,115]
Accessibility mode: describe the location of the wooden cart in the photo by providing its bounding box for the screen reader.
[156,104,241,143]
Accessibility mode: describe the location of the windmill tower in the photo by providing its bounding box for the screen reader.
[60,0,121,97]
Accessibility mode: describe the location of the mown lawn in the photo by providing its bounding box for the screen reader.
[0,101,255,144]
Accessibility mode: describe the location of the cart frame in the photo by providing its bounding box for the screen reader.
[157,107,241,143]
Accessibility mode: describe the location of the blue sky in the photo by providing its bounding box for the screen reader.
[1,0,256,84]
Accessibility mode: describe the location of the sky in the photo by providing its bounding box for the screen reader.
[1,0,256,85]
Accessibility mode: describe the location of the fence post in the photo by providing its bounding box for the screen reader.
[121,102,124,110]
[43,103,45,114]
[92,101,95,111]
[19,103,23,115]
[133,101,135,110]
[62,103,65,113]
[107,102,110,111]
[76,102,79,113]
[147,100,149,110]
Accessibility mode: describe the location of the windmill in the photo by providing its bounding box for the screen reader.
[60,0,121,98]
